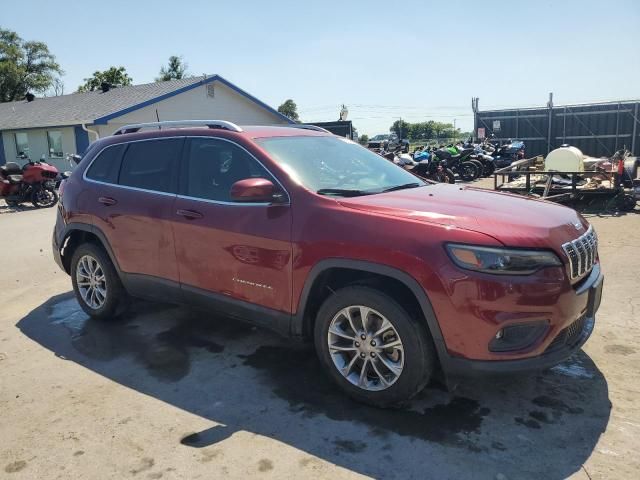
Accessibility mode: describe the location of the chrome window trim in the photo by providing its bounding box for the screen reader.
[176,194,273,207]
[82,135,291,206]
[83,136,183,197]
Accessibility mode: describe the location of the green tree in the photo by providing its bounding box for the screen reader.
[277,99,300,122]
[0,27,63,102]
[359,134,369,145]
[156,55,188,81]
[77,66,132,92]
[390,119,410,139]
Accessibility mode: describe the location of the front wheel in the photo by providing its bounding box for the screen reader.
[31,185,58,208]
[314,286,435,407]
[445,168,456,184]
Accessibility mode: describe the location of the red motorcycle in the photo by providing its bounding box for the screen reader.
[1,159,59,208]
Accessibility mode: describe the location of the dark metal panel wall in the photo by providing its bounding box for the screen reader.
[475,101,640,158]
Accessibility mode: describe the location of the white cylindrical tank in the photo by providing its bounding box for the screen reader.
[545,146,584,172]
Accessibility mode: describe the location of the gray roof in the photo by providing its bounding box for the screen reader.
[0,76,212,130]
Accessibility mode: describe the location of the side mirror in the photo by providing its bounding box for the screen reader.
[70,154,82,165]
[230,178,283,203]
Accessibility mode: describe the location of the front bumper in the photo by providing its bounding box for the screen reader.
[439,266,603,377]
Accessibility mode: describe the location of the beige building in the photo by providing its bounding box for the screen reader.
[0,75,293,171]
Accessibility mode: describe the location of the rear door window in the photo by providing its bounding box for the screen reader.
[85,144,126,184]
[118,138,183,193]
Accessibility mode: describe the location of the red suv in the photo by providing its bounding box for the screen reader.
[53,120,604,406]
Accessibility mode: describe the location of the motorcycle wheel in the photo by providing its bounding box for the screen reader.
[5,199,20,208]
[445,168,456,184]
[483,162,496,176]
[458,163,478,182]
[31,186,59,208]
[469,160,484,178]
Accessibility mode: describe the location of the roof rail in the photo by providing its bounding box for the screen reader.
[112,120,243,136]
[290,124,332,134]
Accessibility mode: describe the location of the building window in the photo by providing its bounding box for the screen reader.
[14,132,29,159]
[47,131,64,158]
[207,83,215,98]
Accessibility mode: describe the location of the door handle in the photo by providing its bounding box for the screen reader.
[176,209,203,220]
[98,196,117,206]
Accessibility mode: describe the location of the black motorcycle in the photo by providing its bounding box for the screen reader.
[433,147,479,182]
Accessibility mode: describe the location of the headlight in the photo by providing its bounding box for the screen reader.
[445,243,562,275]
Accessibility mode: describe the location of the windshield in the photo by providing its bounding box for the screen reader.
[371,135,389,141]
[257,136,425,196]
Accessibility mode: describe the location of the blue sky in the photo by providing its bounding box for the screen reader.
[4,0,639,135]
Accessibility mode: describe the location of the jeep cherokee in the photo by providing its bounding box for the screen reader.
[53,120,604,406]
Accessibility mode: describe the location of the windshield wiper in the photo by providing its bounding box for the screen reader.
[380,182,422,193]
[316,188,371,197]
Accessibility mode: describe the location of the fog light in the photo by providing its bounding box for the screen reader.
[489,321,549,353]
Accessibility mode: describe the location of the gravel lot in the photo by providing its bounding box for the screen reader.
[1,195,639,480]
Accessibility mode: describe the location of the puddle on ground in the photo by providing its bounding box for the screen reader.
[550,358,594,379]
[45,296,253,382]
[241,345,491,450]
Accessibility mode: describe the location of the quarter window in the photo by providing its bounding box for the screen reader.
[47,131,64,158]
[119,138,182,193]
[14,132,29,158]
[182,138,273,201]
[85,144,126,184]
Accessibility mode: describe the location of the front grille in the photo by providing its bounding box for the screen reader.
[562,226,597,280]
[545,315,587,353]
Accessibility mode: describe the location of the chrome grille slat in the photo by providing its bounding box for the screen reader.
[562,226,597,280]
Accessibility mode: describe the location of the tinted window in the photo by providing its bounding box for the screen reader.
[119,139,182,193]
[86,144,126,184]
[182,138,272,201]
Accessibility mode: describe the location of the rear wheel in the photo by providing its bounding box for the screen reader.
[31,185,58,208]
[71,243,127,320]
[457,162,478,181]
[314,286,435,407]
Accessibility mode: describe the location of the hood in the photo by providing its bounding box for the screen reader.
[338,184,587,251]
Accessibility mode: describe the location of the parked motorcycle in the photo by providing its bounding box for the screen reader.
[433,146,480,181]
[54,153,81,189]
[408,147,455,183]
[490,140,526,168]
[1,157,59,208]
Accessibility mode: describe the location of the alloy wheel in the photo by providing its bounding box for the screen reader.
[327,305,405,391]
[76,255,107,309]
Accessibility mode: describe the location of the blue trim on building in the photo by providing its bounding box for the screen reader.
[73,125,90,154]
[0,132,5,166]
[93,75,295,125]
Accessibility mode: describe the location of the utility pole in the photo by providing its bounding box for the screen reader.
[547,92,554,154]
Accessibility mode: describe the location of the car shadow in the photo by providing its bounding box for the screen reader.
[17,293,611,480]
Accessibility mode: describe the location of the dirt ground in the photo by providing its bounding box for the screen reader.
[1,190,639,480]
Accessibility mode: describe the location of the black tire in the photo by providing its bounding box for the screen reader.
[314,286,435,407]
[469,160,484,178]
[482,161,496,177]
[618,194,637,212]
[31,185,58,208]
[445,168,456,184]
[71,243,127,320]
[457,162,478,182]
